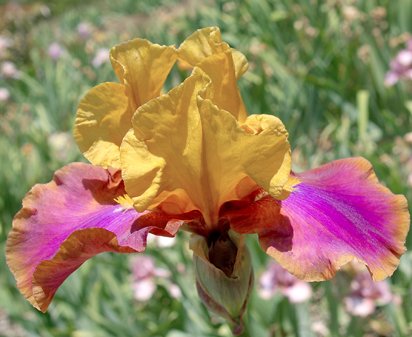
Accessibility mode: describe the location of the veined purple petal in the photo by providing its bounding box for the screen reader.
[260,157,409,281]
[6,163,179,312]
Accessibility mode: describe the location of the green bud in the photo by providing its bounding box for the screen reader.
[190,231,253,334]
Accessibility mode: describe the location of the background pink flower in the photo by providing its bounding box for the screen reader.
[258,262,312,303]
[385,38,412,86]
[345,271,393,317]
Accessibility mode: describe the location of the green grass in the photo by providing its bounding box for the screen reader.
[1,0,411,336]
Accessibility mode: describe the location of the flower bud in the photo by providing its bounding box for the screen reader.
[190,231,253,334]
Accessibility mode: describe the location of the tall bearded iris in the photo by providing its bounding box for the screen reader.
[6,28,410,331]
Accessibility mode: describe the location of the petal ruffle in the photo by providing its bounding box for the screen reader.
[178,27,248,79]
[75,40,176,167]
[110,38,177,111]
[74,82,131,167]
[259,158,410,282]
[6,163,178,312]
[198,51,248,121]
[120,69,291,226]
[179,27,248,121]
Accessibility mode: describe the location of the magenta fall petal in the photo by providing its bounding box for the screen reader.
[6,163,177,312]
[260,157,410,282]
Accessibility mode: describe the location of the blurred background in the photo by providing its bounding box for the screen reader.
[0,0,411,336]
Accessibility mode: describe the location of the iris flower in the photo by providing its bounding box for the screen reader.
[259,262,312,303]
[6,28,409,327]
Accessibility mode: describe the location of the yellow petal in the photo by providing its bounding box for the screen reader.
[120,129,166,210]
[74,82,131,168]
[198,51,248,122]
[120,69,291,226]
[231,49,249,79]
[178,27,248,79]
[110,39,177,111]
[199,99,291,206]
[120,70,209,214]
[277,174,300,200]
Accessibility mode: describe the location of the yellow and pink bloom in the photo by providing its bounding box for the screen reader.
[6,27,410,330]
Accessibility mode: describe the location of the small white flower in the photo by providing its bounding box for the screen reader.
[283,281,312,303]
[1,61,19,79]
[167,283,182,299]
[48,42,65,61]
[0,87,10,102]
[77,22,93,40]
[92,48,109,68]
[133,278,156,302]
[397,50,412,67]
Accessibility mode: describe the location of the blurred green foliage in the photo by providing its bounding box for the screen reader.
[0,0,411,336]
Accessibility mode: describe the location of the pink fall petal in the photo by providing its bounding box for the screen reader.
[260,157,410,282]
[6,163,179,312]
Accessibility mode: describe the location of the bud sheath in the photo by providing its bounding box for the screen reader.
[190,231,253,333]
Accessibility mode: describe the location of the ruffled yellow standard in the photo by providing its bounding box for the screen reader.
[120,68,291,227]
[74,27,249,168]
[178,26,248,79]
[74,40,177,168]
